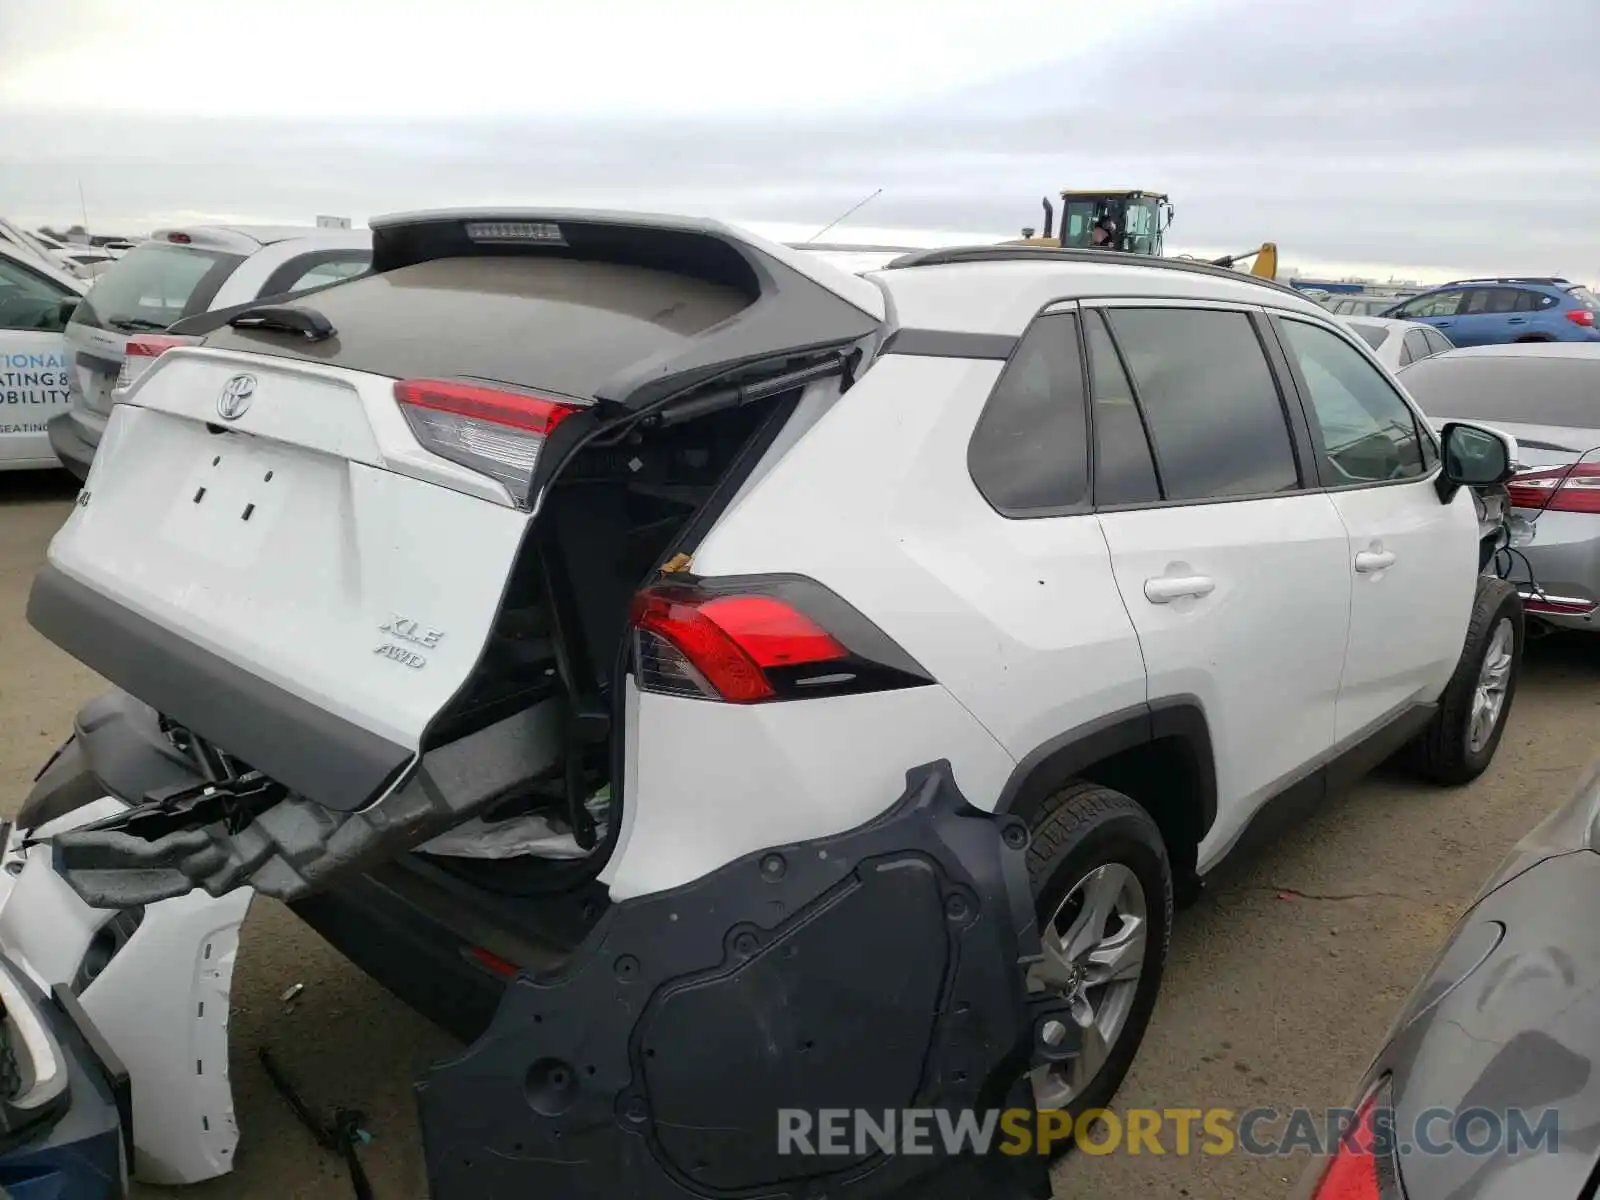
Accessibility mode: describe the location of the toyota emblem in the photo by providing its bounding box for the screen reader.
[217,374,257,421]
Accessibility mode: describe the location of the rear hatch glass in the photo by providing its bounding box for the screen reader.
[195,256,753,396]
[71,242,244,335]
[1568,285,1599,311]
[66,242,245,414]
[1401,355,1600,427]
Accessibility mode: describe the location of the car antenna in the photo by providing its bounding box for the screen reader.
[803,187,885,244]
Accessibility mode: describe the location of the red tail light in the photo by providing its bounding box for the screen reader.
[394,378,588,499]
[1565,309,1596,327]
[1505,463,1600,513]
[115,334,200,394]
[629,578,932,704]
[1311,1081,1401,1200]
[464,946,519,978]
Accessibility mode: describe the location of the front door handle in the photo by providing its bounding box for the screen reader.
[1355,550,1397,573]
[1144,575,1215,604]
[1508,317,1527,325]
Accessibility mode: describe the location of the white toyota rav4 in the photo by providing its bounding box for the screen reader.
[5,211,1523,1198]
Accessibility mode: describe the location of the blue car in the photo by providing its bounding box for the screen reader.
[1381,276,1600,347]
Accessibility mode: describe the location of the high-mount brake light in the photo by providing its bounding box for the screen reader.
[166,232,192,244]
[1309,1080,1401,1200]
[394,378,588,498]
[115,334,200,394]
[628,578,932,704]
[1505,462,1600,514]
[464,220,568,246]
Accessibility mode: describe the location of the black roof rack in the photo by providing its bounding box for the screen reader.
[1445,276,1571,287]
[882,244,1308,300]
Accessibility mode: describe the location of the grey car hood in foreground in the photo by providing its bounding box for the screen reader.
[1377,846,1600,1199]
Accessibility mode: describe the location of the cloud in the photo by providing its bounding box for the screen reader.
[1,0,1596,281]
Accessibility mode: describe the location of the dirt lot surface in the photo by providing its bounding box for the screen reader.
[4,468,1597,1199]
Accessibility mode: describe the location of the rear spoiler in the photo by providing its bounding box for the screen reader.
[364,209,887,412]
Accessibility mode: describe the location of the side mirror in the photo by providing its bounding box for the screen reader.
[1437,421,1517,502]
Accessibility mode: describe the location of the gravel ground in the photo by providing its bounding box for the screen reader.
[4,467,1596,1200]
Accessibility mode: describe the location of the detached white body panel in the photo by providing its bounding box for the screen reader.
[0,807,250,1185]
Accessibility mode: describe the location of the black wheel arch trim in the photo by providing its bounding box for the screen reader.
[996,697,1218,840]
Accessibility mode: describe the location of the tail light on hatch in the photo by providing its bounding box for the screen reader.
[115,335,200,394]
[1310,1079,1402,1200]
[1505,463,1600,513]
[630,577,933,704]
[395,378,588,497]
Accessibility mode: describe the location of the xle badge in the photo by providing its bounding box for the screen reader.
[374,614,443,669]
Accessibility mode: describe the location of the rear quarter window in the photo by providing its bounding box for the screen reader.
[966,311,1090,514]
[70,242,243,333]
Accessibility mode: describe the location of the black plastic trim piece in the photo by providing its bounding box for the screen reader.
[416,760,1051,1200]
[225,303,336,341]
[26,566,412,815]
[996,698,1219,839]
[883,243,1309,300]
[880,328,1019,360]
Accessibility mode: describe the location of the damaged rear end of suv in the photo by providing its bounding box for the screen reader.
[20,210,1065,1199]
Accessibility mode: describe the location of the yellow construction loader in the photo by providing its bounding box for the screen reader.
[1009,189,1278,280]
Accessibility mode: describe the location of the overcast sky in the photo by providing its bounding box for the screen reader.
[2,0,1597,283]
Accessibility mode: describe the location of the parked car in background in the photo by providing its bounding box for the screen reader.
[49,224,372,480]
[1382,277,1600,347]
[1399,343,1600,632]
[1297,755,1600,1200]
[55,246,124,282]
[0,241,86,471]
[1341,315,1454,372]
[1324,294,1404,317]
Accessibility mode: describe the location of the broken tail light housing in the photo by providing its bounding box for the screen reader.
[115,334,200,394]
[1310,1078,1402,1200]
[395,378,589,498]
[630,576,933,704]
[1505,463,1600,514]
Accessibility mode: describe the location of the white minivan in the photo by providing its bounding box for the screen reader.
[0,241,87,471]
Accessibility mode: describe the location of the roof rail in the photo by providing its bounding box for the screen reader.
[1445,276,1570,287]
[881,244,1307,300]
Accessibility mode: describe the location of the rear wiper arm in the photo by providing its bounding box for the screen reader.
[227,303,336,342]
[107,316,168,332]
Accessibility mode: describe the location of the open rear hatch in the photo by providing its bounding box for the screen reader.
[29,209,887,907]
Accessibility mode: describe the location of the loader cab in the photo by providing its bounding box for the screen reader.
[1015,190,1173,255]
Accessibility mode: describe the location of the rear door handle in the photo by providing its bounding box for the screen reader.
[1508,317,1527,325]
[1143,575,1215,604]
[1355,550,1397,573]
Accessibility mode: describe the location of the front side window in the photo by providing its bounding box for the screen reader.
[1105,307,1300,501]
[967,311,1089,514]
[1280,318,1427,485]
[0,254,75,331]
[1397,290,1465,319]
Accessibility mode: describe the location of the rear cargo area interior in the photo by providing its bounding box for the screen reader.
[412,389,794,901]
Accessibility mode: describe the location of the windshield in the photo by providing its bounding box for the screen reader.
[1399,354,1600,428]
[69,241,244,333]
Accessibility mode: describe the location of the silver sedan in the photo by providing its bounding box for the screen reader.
[1400,342,1600,631]
[1341,314,1454,372]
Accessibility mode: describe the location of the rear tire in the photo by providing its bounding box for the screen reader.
[1405,577,1523,785]
[1023,782,1172,1153]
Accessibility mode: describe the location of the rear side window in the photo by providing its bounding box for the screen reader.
[1084,311,1160,506]
[70,242,243,333]
[1105,307,1299,501]
[1281,318,1426,485]
[967,311,1089,513]
[1349,323,1389,350]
